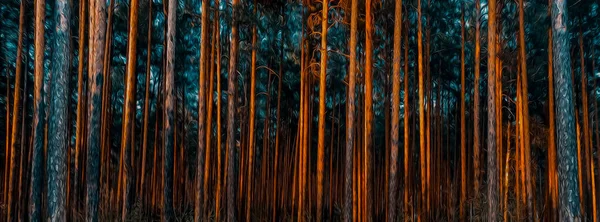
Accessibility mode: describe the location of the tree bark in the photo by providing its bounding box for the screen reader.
[46,0,72,220]
[6,1,25,219]
[316,0,329,220]
[473,0,481,196]
[487,0,499,220]
[139,0,153,200]
[363,0,372,220]
[195,0,208,220]
[547,0,558,218]
[389,0,402,220]
[163,0,177,219]
[226,0,240,220]
[459,7,466,220]
[551,0,581,219]
[344,0,358,220]
[118,0,140,218]
[29,0,46,219]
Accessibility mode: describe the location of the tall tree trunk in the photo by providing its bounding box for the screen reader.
[6,1,25,219]
[459,7,466,220]
[579,28,596,222]
[214,0,223,219]
[86,0,107,220]
[547,0,558,218]
[363,0,373,220]
[119,0,140,218]
[344,0,358,220]
[203,4,217,218]
[402,18,410,220]
[389,0,402,220]
[316,0,329,220]
[245,3,257,219]
[487,0,499,220]
[473,0,481,196]
[163,0,177,219]
[139,0,153,199]
[226,0,240,220]
[417,0,426,219]
[517,1,533,219]
[551,0,581,219]
[29,0,46,219]
[46,0,72,220]
[195,0,208,219]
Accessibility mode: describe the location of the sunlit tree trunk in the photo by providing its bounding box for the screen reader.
[363,0,373,220]
[163,0,177,219]
[29,0,46,219]
[487,0,499,220]
[6,1,25,219]
[118,0,140,218]
[417,0,426,219]
[517,1,533,219]
[344,0,358,220]
[551,0,581,219]
[226,0,240,220]
[214,0,223,219]
[459,7,466,220]
[245,3,257,219]
[473,0,481,196]
[195,0,208,220]
[203,5,217,219]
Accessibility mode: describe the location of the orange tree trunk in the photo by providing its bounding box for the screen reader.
[459,7,466,220]
[29,0,46,219]
[487,0,499,220]
[344,0,358,220]
[163,0,177,219]
[226,0,240,220]
[195,0,208,219]
[316,0,328,221]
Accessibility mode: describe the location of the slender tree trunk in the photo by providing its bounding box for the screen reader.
[316,0,329,220]
[388,0,402,220]
[29,0,46,219]
[417,0,426,219]
[195,0,208,220]
[402,18,410,221]
[6,1,25,219]
[163,0,177,219]
[139,0,153,199]
[547,0,558,218]
[118,0,140,218]
[578,28,595,222]
[551,0,581,219]
[344,0,358,220]
[203,5,217,219]
[226,0,240,220]
[517,1,533,219]
[245,4,257,220]
[487,0,499,220]
[214,0,223,219]
[459,7,466,220]
[363,0,373,220]
[272,19,283,221]
[473,0,481,196]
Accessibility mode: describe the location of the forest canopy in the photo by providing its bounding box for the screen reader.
[0,0,598,221]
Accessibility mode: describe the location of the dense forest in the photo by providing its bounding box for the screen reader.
[0,0,598,221]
